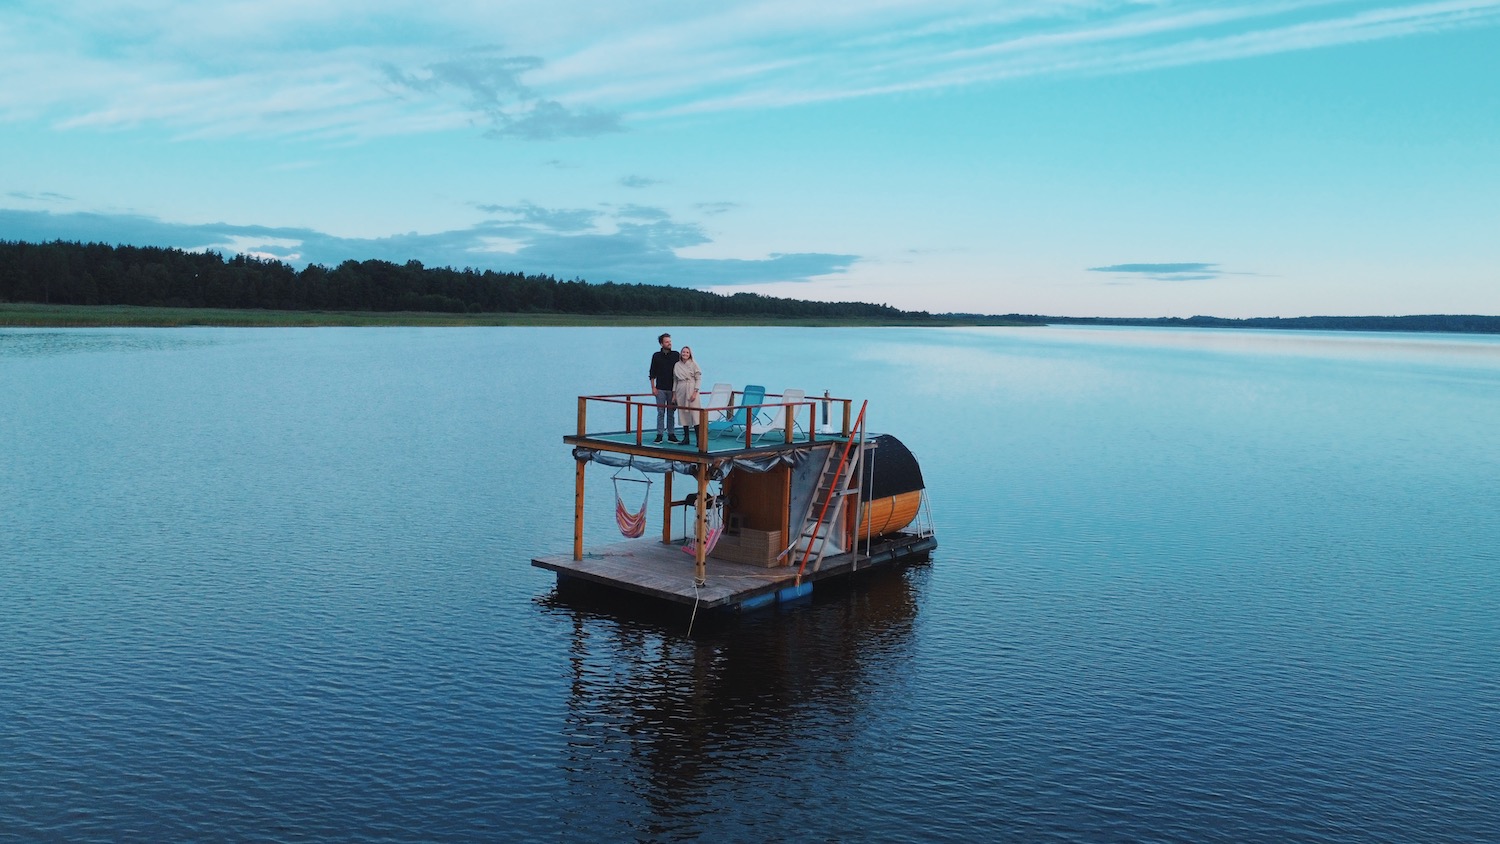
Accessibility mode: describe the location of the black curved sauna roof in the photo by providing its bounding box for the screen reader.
[861,434,925,499]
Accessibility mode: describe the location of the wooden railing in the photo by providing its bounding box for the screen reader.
[573,390,856,452]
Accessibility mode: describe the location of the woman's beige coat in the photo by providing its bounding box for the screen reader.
[673,358,703,426]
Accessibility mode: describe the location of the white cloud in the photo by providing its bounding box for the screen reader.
[0,205,857,287]
[3,0,1499,139]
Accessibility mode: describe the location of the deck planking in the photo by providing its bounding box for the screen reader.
[531,533,937,610]
[532,539,793,608]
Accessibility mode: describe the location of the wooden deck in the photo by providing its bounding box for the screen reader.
[532,533,937,610]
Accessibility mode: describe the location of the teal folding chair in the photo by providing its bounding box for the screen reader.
[717,384,765,438]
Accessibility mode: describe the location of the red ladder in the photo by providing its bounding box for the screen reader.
[794,401,867,584]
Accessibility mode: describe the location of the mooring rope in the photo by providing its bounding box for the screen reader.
[687,581,702,636]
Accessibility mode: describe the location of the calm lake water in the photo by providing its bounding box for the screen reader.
[3,325,1498,842]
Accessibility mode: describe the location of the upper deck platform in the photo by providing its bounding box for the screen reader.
[567,389,857,463]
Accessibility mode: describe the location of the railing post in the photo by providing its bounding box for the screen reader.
[662,471,673,544]
[577,397,587,438]
[694,462,708,585]
[573,459,585,561]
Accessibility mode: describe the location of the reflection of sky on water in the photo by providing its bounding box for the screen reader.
[5,325,1497,841]
[0,327,224,358]
[847,326,1500,405]
[969,325,1500,365]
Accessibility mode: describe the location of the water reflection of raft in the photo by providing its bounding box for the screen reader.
[532,390,936,612]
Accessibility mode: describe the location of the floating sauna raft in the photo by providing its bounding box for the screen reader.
[531,389,936,611]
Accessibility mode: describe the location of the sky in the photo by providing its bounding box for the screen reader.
[2,0,1498,317]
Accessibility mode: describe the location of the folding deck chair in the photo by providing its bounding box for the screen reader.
[716,384,765,438]
[701,382,733,438]
[751,388,805,442]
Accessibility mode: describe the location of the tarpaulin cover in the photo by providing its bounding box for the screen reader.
[572,447,807,480]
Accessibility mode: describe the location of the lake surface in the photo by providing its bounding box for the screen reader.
[3,325,1498,842]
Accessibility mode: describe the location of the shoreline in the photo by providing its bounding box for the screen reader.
[3,303,1496,334]
[0,303,1029,328]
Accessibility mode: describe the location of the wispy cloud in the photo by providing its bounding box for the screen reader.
[382,48,621,139]
[613,204,672,221]
[577,0,1500,118]
[619,175,661,189]
[1089,262,1243,282]
[7,190,73,203]
[695,201,740,215]
[472,201,602,232]
[0,206,855,287]
[5,1,1496,141]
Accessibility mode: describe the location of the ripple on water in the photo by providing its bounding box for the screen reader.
[3,326,1499,842]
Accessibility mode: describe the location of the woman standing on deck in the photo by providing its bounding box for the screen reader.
[673,346,703,444]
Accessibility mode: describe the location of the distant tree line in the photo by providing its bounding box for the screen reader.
[970,313,1500,334]
[5,239,1495,332]
[0,239,922,320]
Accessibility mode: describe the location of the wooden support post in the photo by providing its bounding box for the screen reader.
[694,462,708,585]
[577,397,587,437]
[842,401,851,438]
[698,417,708,453]
[573,459,586,561]
[781,465,791,552]
[850,422,866,555]
[662,470,674,544]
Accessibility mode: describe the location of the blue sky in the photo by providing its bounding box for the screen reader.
[3,0,1497,317]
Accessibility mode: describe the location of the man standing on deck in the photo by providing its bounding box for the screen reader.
[649,333,680,443]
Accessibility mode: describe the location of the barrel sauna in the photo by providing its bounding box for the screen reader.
[857,434,926,540]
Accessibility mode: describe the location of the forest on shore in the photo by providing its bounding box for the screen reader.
[2,239,1497,333]
[0,239,919,321]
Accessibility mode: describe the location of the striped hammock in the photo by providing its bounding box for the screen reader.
[680,523,724,557]
[615,494,648,538]
[613,465,652,538]
[681,500,724,557]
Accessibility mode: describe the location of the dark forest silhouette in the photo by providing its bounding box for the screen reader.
[0,240,917,320]
[3,239,1497,332]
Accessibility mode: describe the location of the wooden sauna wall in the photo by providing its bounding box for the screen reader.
[729,466,790,533]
